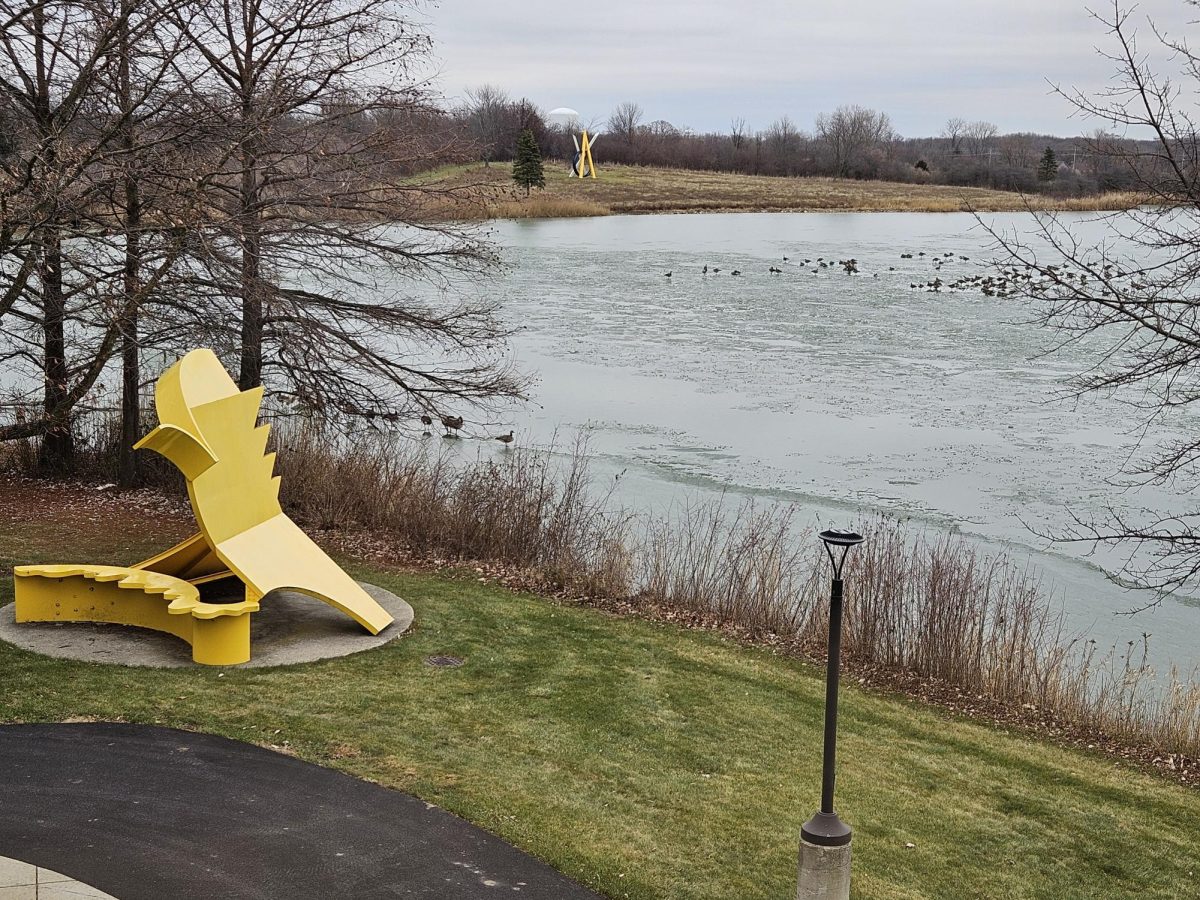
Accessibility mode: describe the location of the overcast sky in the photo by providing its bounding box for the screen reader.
[425,0,1187,138]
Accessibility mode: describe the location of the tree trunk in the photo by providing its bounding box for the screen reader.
[118,6,141,487]
[238,147,263,390]
[119,191,141,485]
[38,228,74,472]
[30,5,72,473]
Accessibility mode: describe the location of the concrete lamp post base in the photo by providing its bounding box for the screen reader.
[796,835,851,900]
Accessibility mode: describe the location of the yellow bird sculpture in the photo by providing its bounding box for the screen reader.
[13,349,393,665]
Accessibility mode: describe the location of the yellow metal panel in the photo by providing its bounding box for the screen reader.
[192,614,250,666]
[135,532,226,580]
[581,130,597,179]
[216,517,393,634]
[14,565,254,665]
[133,425,217,481]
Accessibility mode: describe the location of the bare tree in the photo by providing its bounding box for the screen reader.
[169,0,524,422]
[998,133,1036,168]
[730,117,747,151]
[815,105,895,177]
[91,0,200,486]
[463,83,511,166]
[990,1,1200,599]
[1080,127,1133,190]
[0,0,141,469]
[765,115,801,175]
[607,101,643,144]
[964,120,999,158]
[0,0,221,474]
[942,116,967,154]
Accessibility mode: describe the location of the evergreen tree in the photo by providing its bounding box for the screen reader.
[512,129,545,195]
[1037,146,1058,182]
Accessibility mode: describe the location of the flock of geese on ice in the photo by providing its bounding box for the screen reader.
[426,251,1142,444]
[663,252,1139,297]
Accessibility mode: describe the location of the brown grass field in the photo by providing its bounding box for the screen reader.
[423,162,1144,219]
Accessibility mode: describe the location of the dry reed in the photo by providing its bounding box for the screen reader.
[486,196,610,219]
[274,426,1200,758]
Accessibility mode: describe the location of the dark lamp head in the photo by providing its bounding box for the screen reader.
[818,529,864,579]
[818,530,864,548]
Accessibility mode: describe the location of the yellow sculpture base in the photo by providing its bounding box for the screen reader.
[14,565,257,665]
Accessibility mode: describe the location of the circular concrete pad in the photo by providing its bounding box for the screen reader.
[0,854,117,899]
[0,582,413,668]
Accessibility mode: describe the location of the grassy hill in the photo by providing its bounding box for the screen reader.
[429,162,1142,218]
[0,477,1195,899]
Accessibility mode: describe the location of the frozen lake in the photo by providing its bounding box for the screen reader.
[470,211,1200,673]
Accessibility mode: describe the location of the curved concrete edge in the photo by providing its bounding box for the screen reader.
[0,854,117,899]
[0,581,413,669]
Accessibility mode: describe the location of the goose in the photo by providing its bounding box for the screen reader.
[494,431,514,445]
[420,414,433,436]
[664,271,672,278]
[731,269,742,276]
[702,265,708,274]
[441,414,464,438]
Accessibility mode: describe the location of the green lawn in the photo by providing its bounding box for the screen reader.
[0,515,1196,899]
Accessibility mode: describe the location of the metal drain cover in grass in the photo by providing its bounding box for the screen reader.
[424,655,463,668]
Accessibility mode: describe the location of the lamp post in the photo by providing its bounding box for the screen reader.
[797,529,863,900]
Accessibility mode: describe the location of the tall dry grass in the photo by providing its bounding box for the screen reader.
[1019,191,1149,212]
[275,424,634,596]
[6,416,1199,757]
[486,196,610,219]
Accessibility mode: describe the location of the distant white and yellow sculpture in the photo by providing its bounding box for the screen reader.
[571,130,598,179]
[13,349,394,665]
[547,107,599,179]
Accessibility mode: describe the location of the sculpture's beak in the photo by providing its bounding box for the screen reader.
[134,425,219,480]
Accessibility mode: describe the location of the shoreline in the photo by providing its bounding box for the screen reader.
[2,471,1194,791]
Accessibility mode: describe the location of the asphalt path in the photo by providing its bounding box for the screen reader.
[0,723,603,899]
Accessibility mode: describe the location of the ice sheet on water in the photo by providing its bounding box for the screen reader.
[478,212,1200,671]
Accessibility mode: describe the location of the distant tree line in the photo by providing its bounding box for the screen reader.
[452,88,1152,197]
